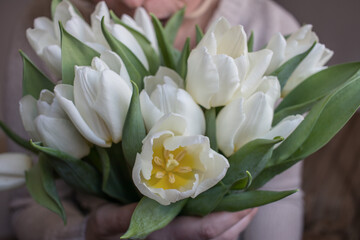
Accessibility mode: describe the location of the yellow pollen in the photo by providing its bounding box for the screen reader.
[154,156,165,167]
[165,154,180,171]
[175,166,192,173]
[168,172,176,184]
[163,149,170,159]
[155,171,165,179]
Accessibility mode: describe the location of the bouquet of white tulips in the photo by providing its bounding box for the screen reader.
[1,0,360,238]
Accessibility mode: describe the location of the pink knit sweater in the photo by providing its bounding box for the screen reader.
[3,0,303,239]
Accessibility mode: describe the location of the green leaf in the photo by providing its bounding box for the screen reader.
[151,14,176,70]
[19,50,54,98]
[60,22,99,85]
[177,37,190,79]
[231,171,253,190]
[222,138,283,187]
[275,62,360,114]
[96,147,137,203]
[254,73,360,189]
[110,11,160,75]
[121,197,187,239]
[30,142,103,196]
[195,25,204,44]
[273,100,315,126]
[26,154,66,224]
[249,159,298,190]
[122,82,146,168]
[182,183,228,216]
[204,107,218,151]
[164,8,185,45]
[101,18,148,89]
[247,31,254,52]
[0,121,37,153]
[214,190,297,212]
[271,42,316,89]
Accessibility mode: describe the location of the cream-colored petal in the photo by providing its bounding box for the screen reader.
[100,50,131,85]
[134,7,158,53]
[140,90,163,131]
[93,70,132,142]
[26,28,58,55]
[186,47,219,109]
[35,115,90,158]
[90,1,111,47]
[144,67,184,94]
[216,97,245,157]
[216,25,247,58]
[54,84,110,147]
[146,114,188,140]
[265,32,286,74]
[264,115,304,143]
[0,153,32,191]
[42,45,62,79]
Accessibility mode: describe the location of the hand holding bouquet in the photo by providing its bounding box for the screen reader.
[1,0,359,238]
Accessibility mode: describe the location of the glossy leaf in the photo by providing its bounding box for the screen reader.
[26,154,66,223]
[204,107,217,151]
[30,141,103,196]
[151,14,176,69]
[276,62,360,113]
[222,138,283,187]
[101,18,148,89]
[164,8,185,45]
[271,43,316,89]
[182,183,228,216]
[177,37,190,79]
[247,31,254,52]
[195,24,203,44]
[19,50,54,98]
[60,22,99,85]
[122,82,146,168]
[110,11,160,75]
[0,121,37,153]
[97,147,137,203]
[214,190,297,212]
[121,197,187,239]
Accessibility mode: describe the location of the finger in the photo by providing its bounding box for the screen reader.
[211,208,258,240]
[149,209,253,240]
[89,203,137,237]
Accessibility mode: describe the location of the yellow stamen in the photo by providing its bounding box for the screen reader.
[166,154,180,171]
[155,171,165,179]
[175,166,192,173]
[168,172,175,184]
[154,156,165,167]
[163,149,170,159]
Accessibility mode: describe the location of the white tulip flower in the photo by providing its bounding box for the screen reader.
[217,76,304,157]
[55,51,132,147]
[26,1,150,78]
[133,114,229,205]
[121,7,159,53]
[0,153,32,191]
[265,25,333,96]
[19,90,90,159]
[140,67,205,135]
[186,17,273,109]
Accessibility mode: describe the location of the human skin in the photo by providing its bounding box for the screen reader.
[85,203,258,240]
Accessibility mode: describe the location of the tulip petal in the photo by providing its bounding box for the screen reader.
[100,50,131,86]
[90,1,111,47]
[54,84,110,147]
[144,67,184,94]
[234,92,273,151]
[146,114,187,140]
[265,32,286,74]
[0,153,32,191]
[210,54,240,106]
[255,76,281,108]
[65,16,96,43]
[134,7,158,52]
[140,90,163,131]
[93,70,132,142]
[26,28,58,55]
[264,115,304,143]
[35,115,90,158]
[53,0,78,40]
[216,97,245,157]
[34,17,56,35]
[19,95,41,141]
[42,45,62,79]
[186,47,219,109]
[217,25,247,58]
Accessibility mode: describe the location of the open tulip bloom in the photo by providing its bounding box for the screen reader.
[1,0,360,238]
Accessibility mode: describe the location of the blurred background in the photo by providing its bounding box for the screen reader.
[0,0,359,239]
